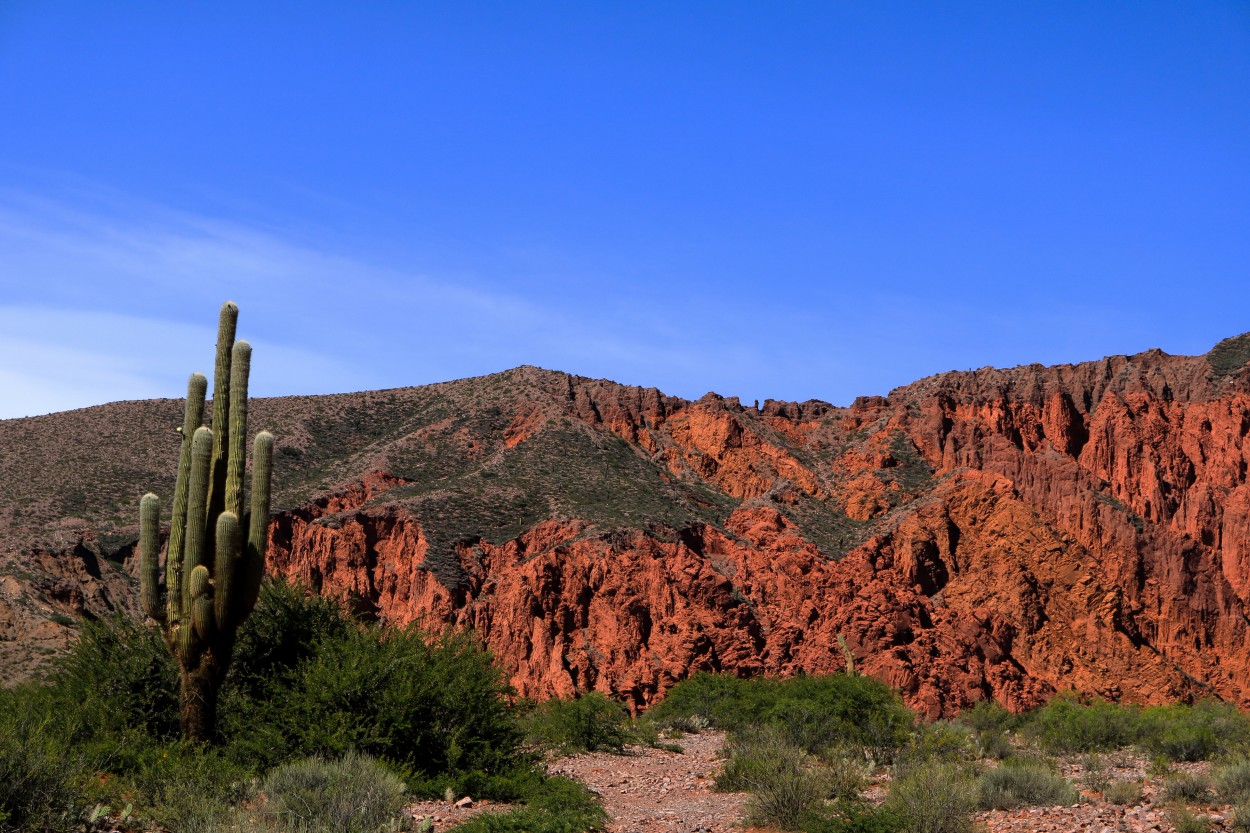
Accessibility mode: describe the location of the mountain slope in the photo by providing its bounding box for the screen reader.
[2,337,1249,717]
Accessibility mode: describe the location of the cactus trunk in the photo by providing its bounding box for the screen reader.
[137,302,274,743]
[179,654,223,745]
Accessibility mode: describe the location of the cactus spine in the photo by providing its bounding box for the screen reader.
[138,302,274,742]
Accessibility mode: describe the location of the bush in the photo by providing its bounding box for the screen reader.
[523,692,633,753]
[127,743,252,833]
[1024,694,1141,754]
[451,776,607,833]
[1233,802,1250,833]
[1169,807,1213,833]
[1103,779,1142,806]
[884,761,978,833]
[651,673,913,762]
[976,760,1078,810]
[894,722,977,772]
[260,752,407,833]
[226,580,353,699]
[1081,753,1109,795]
[1139,701,1250,762]
[1216,759,1250,805]
[958,700,1016,735]
[744,760,833,831]
[256,625,523,782]
[1162,771,1213,804]
[717,727,808,792]
[0,692,87,833]
[45,613,180,756]
[715,728,848,830]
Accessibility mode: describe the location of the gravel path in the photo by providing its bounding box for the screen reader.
[410,738,1239,833]
[549,730,748,833]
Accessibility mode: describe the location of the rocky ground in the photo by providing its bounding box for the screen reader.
[407,734,1240,833]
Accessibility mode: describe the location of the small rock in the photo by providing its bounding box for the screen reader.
[455,796,474,808]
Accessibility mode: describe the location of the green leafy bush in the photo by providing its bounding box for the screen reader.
[247,624,523,782]
[0,692,87,833]
[1138,701,1250,762]
[45,612,180,756]
[894,722,977,772]
[1023,694,1141,754]
[976,760,1078,810]
[958,700,1017,735]
[650,672,913,762]
[260,751,408,833]
[523,692,633,753]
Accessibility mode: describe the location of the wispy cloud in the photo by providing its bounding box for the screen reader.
[0,186,767,417]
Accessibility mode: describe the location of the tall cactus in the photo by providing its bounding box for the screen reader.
[138,302,274,742]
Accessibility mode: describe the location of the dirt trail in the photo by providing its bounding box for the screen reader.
[548,730,747,833]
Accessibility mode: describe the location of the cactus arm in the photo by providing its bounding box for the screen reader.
[207,302,238,523]
[225,340,251,520]
[240,431,274,617]
[167,373,207,627]
[182,427,214,617]
[189,564,215,641]
[139,492,164,624]
[213,511,240,631]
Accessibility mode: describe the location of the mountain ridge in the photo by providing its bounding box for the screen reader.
[2,335,1249,717]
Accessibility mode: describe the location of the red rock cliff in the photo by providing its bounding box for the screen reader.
[256,345,1250,717]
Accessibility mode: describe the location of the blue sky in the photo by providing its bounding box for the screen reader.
[1,2,1247,419]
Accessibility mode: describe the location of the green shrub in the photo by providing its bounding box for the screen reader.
[1139,701,1250,762]
[976,760,1078,810]
[717,727,808,792]
[651,672,913,762]
[884,761,978,833]
[1169,807,1213,833]
[260,751,407,833]
[1162,771,1213,804]
[260,626,522,780]
[716,727,854,830]
[0,693,87,833]
[1232,802,1250,833]
[958,700,1016,735]
[226,580,353,698]
[894,722,977,772]
[45,613,180,754]
[523,692,633,753]
[128,743,252,833]
[822,750,869,803]
[1103,779,1142,806]
[1081,753,1109,795]
[451,776,607,833]
[744,758,833,830]
[1024,694,1141,754]
[974,730,1013,761]
[1215,759,1250,804]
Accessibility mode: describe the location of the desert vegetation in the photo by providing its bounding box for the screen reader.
[644,674,1250,833]
[0,580,606,832]
[9,600,1250,832]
